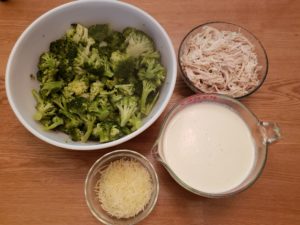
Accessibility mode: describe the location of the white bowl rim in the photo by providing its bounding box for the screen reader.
[5,0,177,150]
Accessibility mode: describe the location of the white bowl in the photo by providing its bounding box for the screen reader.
[5,0,177,150]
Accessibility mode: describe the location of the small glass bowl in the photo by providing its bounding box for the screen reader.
[85,150,159,225]
[178,21,269,99]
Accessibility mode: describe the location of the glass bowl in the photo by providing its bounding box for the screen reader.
[153,94,281,198]
[85,150,159,224]
[178,21,269,99]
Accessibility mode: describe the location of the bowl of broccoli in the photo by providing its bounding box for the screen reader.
[5,0,177,150]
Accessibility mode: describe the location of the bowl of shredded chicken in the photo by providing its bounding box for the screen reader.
[179,22,268,98]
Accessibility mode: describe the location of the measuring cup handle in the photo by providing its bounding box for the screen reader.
[260,121,281,144]
[151,141,160,159]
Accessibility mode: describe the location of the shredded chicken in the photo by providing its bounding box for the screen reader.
[180,26,262,97]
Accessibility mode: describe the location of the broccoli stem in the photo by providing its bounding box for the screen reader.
[81,117,96,142]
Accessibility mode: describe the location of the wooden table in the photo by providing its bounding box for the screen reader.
[0,0,299,224]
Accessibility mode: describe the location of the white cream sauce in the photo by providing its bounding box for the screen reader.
[160,102,255,194]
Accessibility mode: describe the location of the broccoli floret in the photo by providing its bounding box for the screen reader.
[90,81,104,100]
[40,80,64,97]
[123,27,155,58]
[120,126,132,135]
[88,24,112,42]
[90,81,115,101]
[66,24,89,44]
[92,123,121,143]
[110,125,121,140]
[73,49,88,76]
[88,100,110,121]
[50,38,78,61]
[143,92,159,116]
[115,84,135,96]
[138,58,166,86]
[37,52,60,83]
[82,48,103,75]
[110,51,137,79]
[101,77,118,90]
[80,114,96,142]
[109,92,123,105]
[67,97,89,116]
[57,58,74,82]
[92,123,110,143]
[115,96,138,127]
[44,116,64,130]
[88,25,125,55]
[63,79,88,98]
[102,59,114,78]
[140,80,157,115]
[75,46,113,78]
[105,31,125,51]
[141,50,161,60]
[66,96,95,142]
[32,90,57,121]
[68,128,84,141]
[128,112,142,131]
[51,95,83,129]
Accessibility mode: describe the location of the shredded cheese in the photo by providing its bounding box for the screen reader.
[95,158,153,219]
[180,26,262,97]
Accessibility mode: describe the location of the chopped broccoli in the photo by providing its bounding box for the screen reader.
[90,81,104,100]
[128,112,142,131]
[80,114,96,142]
[32,90,56,121]
[140,80,156,115]
[115,84,135,96]
[92,123,110,143]
[105,31,125,51]
[123,27,155,58]
[88,24,112,42]
[110,51,137,79]
[50,38,78,61]
[92,123,120,143]
[40,80,64,97]
[67,97,89,115]
[69,128,84,141]
[116,96,138,127]
[138,58,166,86]
[66,23,89,44]
[109,92,123,105]
[88,100,110,121]
[32,23,166,143]
[44,116,64,130]
[37,52,60,83]
[63,79,88,98]
[143,91,159,116]
[53,95,82,129]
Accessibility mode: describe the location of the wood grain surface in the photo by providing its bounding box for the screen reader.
[0,0,300,224]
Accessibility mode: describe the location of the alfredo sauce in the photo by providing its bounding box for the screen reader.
[160,102,256,194]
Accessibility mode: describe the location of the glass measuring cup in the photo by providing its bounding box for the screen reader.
[152,94,281,198]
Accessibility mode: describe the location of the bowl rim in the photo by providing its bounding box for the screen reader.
[178,21,269,99]
[5,0,177,150]
[84,149,159,224]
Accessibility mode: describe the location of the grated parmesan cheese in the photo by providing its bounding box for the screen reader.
[180,26,262,97]
[95,158,153,219]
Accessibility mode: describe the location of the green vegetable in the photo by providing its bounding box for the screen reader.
[32,23,166,143]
